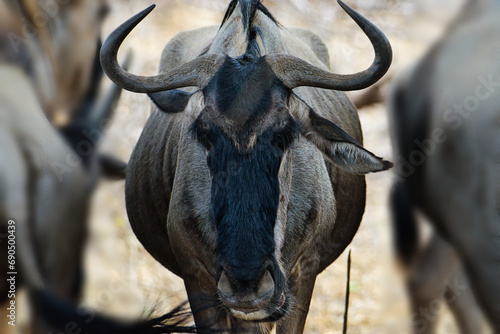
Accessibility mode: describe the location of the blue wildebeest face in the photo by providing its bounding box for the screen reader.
[191,56,299,320]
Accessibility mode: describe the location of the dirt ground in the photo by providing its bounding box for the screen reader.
[80,0,467,332]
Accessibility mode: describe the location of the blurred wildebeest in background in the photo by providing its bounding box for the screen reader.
[101,0,392,332]
[0,0,130,333]
[0,0,110,123]
[0,62,128,333]
[389,0,500,332]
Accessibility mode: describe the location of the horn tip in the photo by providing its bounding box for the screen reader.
[143,4,156,15]
[337,0,352,12]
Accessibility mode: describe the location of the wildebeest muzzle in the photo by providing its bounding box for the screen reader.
[216,256,288,321]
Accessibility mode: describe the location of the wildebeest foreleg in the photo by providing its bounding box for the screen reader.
[407,234,484,334]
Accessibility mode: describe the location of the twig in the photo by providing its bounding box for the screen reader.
[342,250,352,334]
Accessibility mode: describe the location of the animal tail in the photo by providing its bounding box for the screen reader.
[389,181,419,266]
[30,288,198,333]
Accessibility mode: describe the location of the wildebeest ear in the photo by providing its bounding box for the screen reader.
[148,90,192,113]
[98,153,127,180]
[306,110,393,174]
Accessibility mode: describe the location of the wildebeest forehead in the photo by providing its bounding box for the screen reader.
[202,57,290,150]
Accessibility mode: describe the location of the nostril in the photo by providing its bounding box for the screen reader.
[256,270,274,299]
[217,270,233,298]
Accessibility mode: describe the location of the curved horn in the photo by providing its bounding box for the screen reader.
[265,0,392,91]
[100,5,225,93]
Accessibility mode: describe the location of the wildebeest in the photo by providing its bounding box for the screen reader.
[101,0,392,332]
[388,0,500,331]
[0,1,128,333]
[0,63,128,334]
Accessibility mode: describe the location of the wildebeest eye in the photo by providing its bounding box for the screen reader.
[196,131,213,150]
[271,120,301,151]
[191,119,217,150]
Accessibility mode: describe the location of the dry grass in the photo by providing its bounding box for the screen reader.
[84,0,465,332]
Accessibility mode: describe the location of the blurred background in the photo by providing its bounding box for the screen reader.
[1,0,492,333]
